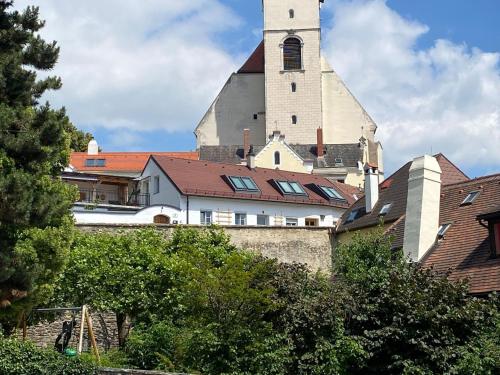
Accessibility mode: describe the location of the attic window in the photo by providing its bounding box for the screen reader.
[461,191,480,205]
[379,203,392,216]
[274,151,281,166]
[437,223,452,238]
[345,207,365,224]
[227,176,260,192]
[275,180,307,196]
[319,186,344,200]
[85,158,106,167]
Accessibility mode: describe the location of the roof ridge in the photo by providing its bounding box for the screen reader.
[442,172,500,189]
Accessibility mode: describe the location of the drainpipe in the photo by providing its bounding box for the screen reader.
[186,195,189,225]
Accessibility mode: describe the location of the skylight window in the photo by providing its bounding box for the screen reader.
[345,207,365,224]
[379,203,392,216]
[437,223,452,238]
[461,191,480,205]
[227,176,260,192]
[275,180,307,196]
[319,186,344,200]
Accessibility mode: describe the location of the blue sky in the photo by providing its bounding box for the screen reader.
[16,0,500,177]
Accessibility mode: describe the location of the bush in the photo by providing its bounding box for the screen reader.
[0,337,97,375]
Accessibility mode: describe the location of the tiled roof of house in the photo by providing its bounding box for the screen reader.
[238,41,265,74]
[70,151,199,173]
[337,154,470,233]
[150,156,355,208]
[199,144,363,168]
[421,174,500,294]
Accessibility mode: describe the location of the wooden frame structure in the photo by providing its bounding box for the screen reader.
[16,305,100,363]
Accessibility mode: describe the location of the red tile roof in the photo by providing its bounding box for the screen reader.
[150,156,352,208]
[238,41,265,74]
[422,174,500,294]
[337,154,469,232]
[70,151,199,173]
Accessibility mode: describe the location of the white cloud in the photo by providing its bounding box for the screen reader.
[14,0,241,132]
[323,0,500,175]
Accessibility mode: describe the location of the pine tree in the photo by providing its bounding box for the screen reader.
[0,0,78,328]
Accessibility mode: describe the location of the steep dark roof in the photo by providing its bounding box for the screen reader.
[150,156,353,208]
[422,174,500,294]
[199,144,363,168]
[238,41,265,74]
[337,154,470,233]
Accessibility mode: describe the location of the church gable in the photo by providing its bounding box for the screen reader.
[254,132,308,173]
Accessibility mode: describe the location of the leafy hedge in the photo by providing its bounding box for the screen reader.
[0,337,97,375]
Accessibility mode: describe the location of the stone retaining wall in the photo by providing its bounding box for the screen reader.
[77,224,334,271]
[18,310,118,351]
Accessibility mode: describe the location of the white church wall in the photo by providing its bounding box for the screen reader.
[196,73,266,147]
[321,59,377,144]
[263,0,321,31]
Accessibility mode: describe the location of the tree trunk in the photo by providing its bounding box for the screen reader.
[116,312,131,347]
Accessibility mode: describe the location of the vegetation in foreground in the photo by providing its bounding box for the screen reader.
[45,227,499,374]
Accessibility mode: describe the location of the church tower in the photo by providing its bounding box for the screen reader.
[263,0,324,144]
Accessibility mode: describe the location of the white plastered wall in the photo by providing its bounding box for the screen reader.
[195,73,266,147]
[321,57,377,144]
[254,136,308,173]
[140,159,182,208]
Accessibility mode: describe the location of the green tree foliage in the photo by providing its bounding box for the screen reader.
[64,121,94,152]
[0,1,79,327]
[0,335,97,375]
[333,230,500,374]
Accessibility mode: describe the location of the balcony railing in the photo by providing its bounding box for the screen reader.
[77,190,150,207]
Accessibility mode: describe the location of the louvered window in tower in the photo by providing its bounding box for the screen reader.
[283,37,302,70]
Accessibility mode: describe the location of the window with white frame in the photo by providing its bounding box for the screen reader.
[286,217,298,226]
[235,213,247,226]
[257,215,269,226]
[153,176,160,194]
[200,210,212,225]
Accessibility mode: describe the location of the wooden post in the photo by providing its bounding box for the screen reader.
[85,309,100,364]
[77,305,86,354]
[22,312,27,341]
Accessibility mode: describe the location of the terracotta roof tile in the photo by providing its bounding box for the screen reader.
[238,41,264,74]
[151,156,352,208]
[70,151,199,173]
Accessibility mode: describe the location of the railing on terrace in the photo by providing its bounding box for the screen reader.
[77,190,150,207]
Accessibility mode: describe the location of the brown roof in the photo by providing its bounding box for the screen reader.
[337,154,469,232]
[150,156,353,208]
[70,151,199,173]
[238,41,264,74]
[422,174,500,294]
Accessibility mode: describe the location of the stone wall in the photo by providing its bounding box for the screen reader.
[77,224,334,272]
[18,310,118,351]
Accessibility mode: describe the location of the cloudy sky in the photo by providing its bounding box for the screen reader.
[13,0,500,177]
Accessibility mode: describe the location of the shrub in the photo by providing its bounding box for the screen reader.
[0,337,97,375]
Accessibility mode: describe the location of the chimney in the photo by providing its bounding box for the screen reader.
[403,155,442,262]
[243,129,250,159]
[87,139,98,155]
[247,147,256,169]
[303,159,314,173]
[316,128,324,157]
[364,163,379,213]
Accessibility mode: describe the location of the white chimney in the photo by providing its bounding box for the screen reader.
[87,139,99,155]
[303,159,314,173]
[364,163,379,213]
[403,155,442,262]
[247,150,256,169]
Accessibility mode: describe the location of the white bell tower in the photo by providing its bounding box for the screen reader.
[263,0,324,144]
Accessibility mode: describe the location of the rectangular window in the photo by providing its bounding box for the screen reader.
[286,218,298,226]
[235,213,247,226]
[153,176,160,194]
[319,186,344,200]
[96,159,106,167]
[495,223,500,256]
[257,215,269,226]
[84,159,95,167]
[227,176,259,192]
[305,218,318,227]
[200,211,212,225]
[84,159,106,167]
[275,180,307,196]
[461,191,480,205]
